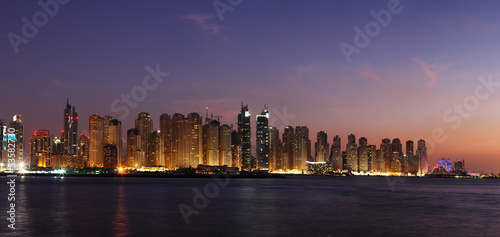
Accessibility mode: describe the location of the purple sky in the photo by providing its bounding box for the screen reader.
[2,0,500,172]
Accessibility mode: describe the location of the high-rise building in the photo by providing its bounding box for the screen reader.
[103,144,118,169]
[187,112,202,167]
[89,114,104,167]
[346,134,358,172]
[358,137,368,172]
[391,138,402,173]
[238,103,252,171]
[50,136,63,168]
[367,144,377,171]
[103,117,122,167]
[330,135,342,170]
[172,113,190,168]
[406,140,418,174]
[202,120,220,166]
[28,130,50,167]
[294,126,310,171]
[126,129,140,167]
[268,126,281,171]
[160,114,173,169]
[315,131,329,162]
[63,99,78,157]
[219,124,232,166]
[380,138,392,172]
[9,115,24,164]
[79,134,89,167]
[417,139,428,174]
[147,131,164,167]
[231,129,241,168]
[0,120,3,164]
[283,126,294,171]
[135,112,153,167]
[376,149,385,172]
[256,106,269,170]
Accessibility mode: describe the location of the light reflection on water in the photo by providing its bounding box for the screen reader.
[1,176,499,237]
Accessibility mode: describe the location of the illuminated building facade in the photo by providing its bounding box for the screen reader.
[238,103,252,171]
[358,137,368,172]
[294,126,310,171]
[103,144,118,169]
[135,112,153,167]
[103,117,122,167]
[330,135,342,170]
[256,106,269,170]
[231,130,241,168]
[63,99,78,156]
[381,138,391,172]
[79,134,89,167]
[391,138,402,173]
[346,134,358,172]
[29,130,51,167]
[89,114,104,167]
[283,126,294,171]
[417,139,428,174]
[126,129,140,167]
[160,114,173,169]
[315,131,329,163]
[9,114,24,164]
[187,112,202,167]
[219,124,232,166]
[203,120,220,166]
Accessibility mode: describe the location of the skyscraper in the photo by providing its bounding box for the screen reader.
[160,114,173,169]
[135,112,153,167]
[268,126,281,171]
[103,117,122,167]
[203,120,220,166]
[417,139,428,174]
[187,112,202,167]
[103,144,118,169]
[63,99,78,157]
[346,134,358,172]
[256,106,269,170]
[381,138,392,172]
[89,114,103,167]
[238,103,252,171]
[294,126,310,171]
[331,135,342,170]
[29,130,50,167]
[9,115,24,164]
[406,140,418,174]
[219,124,232,166]
[367,144,377,171]
[358,137,368,172]
[172,113,190,168]
[391,138,402,173]
[147,131,163,167]
[79,134,90,167]
[283,126,294,171]
[126,128,140,167]
[231,129,241,168]
[315,131,329,162]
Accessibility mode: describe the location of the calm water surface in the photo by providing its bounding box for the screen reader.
[1,176,499,237]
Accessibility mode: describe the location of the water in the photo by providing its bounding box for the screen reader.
[1,176,500,237]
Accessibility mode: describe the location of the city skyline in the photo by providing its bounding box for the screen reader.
[2,1,500,172]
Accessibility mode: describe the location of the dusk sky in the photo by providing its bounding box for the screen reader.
[2,0,500,172]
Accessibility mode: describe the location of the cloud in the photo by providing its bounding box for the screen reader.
[181,14,222,35]
[413,58,455,87]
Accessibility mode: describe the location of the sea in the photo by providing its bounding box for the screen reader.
[1,175,499,237]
